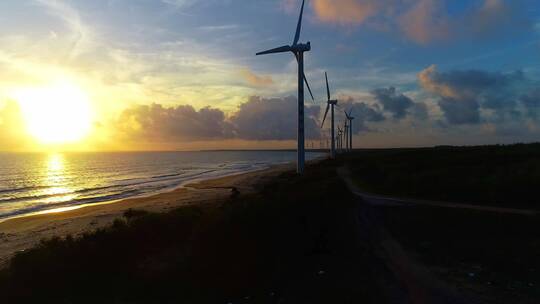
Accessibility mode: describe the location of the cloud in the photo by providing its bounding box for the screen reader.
[521,89,540,119]
[311,0,380,26]
[114,96,322,143]
[419,64,523,99]
[161,0,199,9]
[240,69,274,87]
[438,97,481,125]
[411,102,429,120]
[198,24,240,32]
[230,96,321,140]
[467,0,525,37]
[371,87,414,119]
[308,0,530,44]
[115,103,233,142]
[398,0,450,44]
[35,0,94,60]
[0,101,32,150]
[280,0,298,13]
[418,64,526,125]
[336,97,385,133]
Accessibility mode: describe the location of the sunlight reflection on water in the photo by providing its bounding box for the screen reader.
[43,154,76,203]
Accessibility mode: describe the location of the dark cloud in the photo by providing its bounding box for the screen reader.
[418,65,525,125]
[116,103,234,142]
[521,89,540,119]
[230,96,321,140]
[371,87,415,119]
[438,97,480,124]
[338,98,385,134]
[117,96,322,142]
[419,65,523,99]
[412,102,429,120]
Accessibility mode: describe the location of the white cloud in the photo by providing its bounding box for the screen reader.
[161,0,199,8]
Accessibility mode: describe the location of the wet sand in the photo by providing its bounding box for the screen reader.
[0,163,294,268]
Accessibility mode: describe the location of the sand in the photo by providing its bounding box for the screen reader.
[0,163,294,268]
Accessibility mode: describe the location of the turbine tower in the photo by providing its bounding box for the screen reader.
[344,120,349,152]
[320,72,338,158]
[345,110,355,151]
[256,0,314,174]
[337,127,343,152]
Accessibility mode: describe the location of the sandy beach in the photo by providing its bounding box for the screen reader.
[0,163,294,268]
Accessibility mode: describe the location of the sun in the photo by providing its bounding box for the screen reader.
[14,82,93,144]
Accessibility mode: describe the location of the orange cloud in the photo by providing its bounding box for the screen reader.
[307,0,524,45]
[418,65,458,98]
[240,69,274,87]
[398,0,450,45]
[312,0,380,26]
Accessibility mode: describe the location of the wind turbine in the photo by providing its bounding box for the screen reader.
[256,0,314,174]
[337,127,343,152]
[344,120,349,152]
[345,110,355,151]
[320,72,338,158]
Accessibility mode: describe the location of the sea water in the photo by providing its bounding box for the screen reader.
[0,151,325,220]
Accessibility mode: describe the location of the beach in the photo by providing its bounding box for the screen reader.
[0,163,294,268]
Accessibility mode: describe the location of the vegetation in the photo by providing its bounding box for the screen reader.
[345,143,540,208]
[2,144,539,303]
[0,159,385,304]
[380,205,540,302]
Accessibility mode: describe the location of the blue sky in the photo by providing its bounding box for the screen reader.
[0,0,539,151]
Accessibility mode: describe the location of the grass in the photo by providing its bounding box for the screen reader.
[344,143,540,208]
[0,158,385,304]
[379,205,540,303]
[342,143,540,302]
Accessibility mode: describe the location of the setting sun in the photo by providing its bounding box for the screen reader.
[13,82,93,144]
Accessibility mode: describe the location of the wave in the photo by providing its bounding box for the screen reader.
[0,151,324,220]
[0,165,267,220]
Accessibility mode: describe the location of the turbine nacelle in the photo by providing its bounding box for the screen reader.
[291,42,311,53]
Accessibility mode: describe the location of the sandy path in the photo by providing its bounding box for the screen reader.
[0,164,293,268]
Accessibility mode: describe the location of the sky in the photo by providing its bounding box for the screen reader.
[0,0,539,152]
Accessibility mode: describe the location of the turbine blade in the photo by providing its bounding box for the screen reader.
[304,74,315,101]
[256,45,292,56]
[294,53,314,102]
[325,72,330,101]
[344,110,349,118]
[293,0,305,45]
[321,103,330,128]
[348,109,353,116]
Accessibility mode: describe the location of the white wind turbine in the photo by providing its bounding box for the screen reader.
[320,72,338,158]
[256,0,314,174]
[345,110,355,151]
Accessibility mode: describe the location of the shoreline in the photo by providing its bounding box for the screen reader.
[0,162,297,267]
[0,164,276,224]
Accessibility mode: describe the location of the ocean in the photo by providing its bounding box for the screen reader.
[0,151,325,221]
